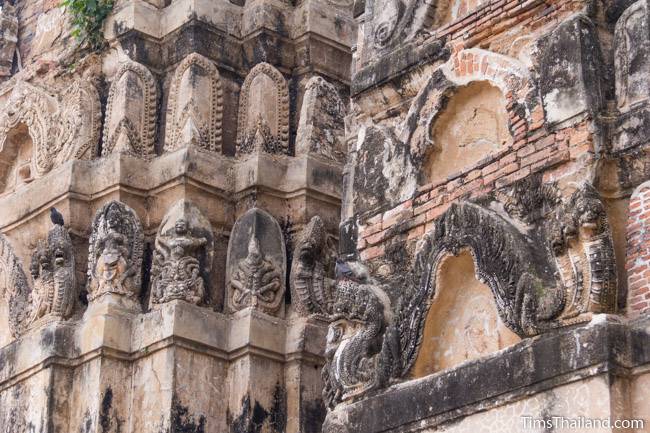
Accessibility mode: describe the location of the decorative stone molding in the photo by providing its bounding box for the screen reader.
[236,63,290,155]
[29,223,76,325]
[87,201,144,303]
[0,3,17,77]
[349,49,535,207]
[103,60,158,158]
[150,200,214,307]
[295,76,346,162]
[0,80,101,189]
[290,215,336,316]
[164,53,223,153]
[0,234,30,337]
[226,208,286,315]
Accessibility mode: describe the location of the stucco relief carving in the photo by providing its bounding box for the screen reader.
[150,200,213,307]
[0,3,17,77]
[229,237,283,312]
[226,208,286,315]
[0,80,101,189]
[370,0,434,51]
[29,220,76,324]
[0,234,31,337]
[164,53,223,153]
[87,201,144,303]
[290,216,336,316]
[103,60,157,158]
[0,212,78,337]
[320,179,617,409]
[614,0,650,110]
[236,63,289,155]
[322,262,398,409]
[545,183,618,315]
[295,76,346,162]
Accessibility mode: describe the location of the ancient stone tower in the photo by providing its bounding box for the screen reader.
[1,0,650,430]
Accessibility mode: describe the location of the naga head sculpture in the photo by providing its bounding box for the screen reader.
[323,263,396,409]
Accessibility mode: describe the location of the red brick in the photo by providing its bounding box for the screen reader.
[568,127,591,146]
[360,245,385,261]
[407,225,425,240]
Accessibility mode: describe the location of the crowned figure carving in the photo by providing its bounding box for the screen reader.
[229,237,282,312]
[150,201,213,307]
[29,212,76,324]
[87,201,144,303]
[226,208,286,316]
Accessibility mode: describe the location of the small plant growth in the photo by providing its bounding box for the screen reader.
[60,0,114,50]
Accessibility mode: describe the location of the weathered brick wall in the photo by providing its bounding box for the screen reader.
[358,120,593,261]
[351,0,606,262]
[627,181,650,317]
[432,0,582,49]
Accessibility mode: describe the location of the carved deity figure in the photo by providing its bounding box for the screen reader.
[229,237,282,313]
[150,218,208,306]
[29,224,76,323]
[87,201,143,302]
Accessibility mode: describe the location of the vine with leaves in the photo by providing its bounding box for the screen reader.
[60,0,114,50]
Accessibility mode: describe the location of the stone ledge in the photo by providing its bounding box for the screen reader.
[0,149,342,231]
[105,0,355,51]
[0,300,327,389]
[326,315,650,433]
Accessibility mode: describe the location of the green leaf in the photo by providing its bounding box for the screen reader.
[59,0,113,50]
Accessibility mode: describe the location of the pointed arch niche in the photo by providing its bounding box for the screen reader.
[423,80,510,184]
[0,123,35,194]
[411,250,520,378]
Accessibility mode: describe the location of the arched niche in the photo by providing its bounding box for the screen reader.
[411,250,520,378]
[423,81,510,183]
[236,63,289,155]
[164,53,223,153]
[103,60,157,158]
[0,123,35,194]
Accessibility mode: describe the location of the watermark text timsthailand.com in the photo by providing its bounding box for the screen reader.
[521,416,645,430]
